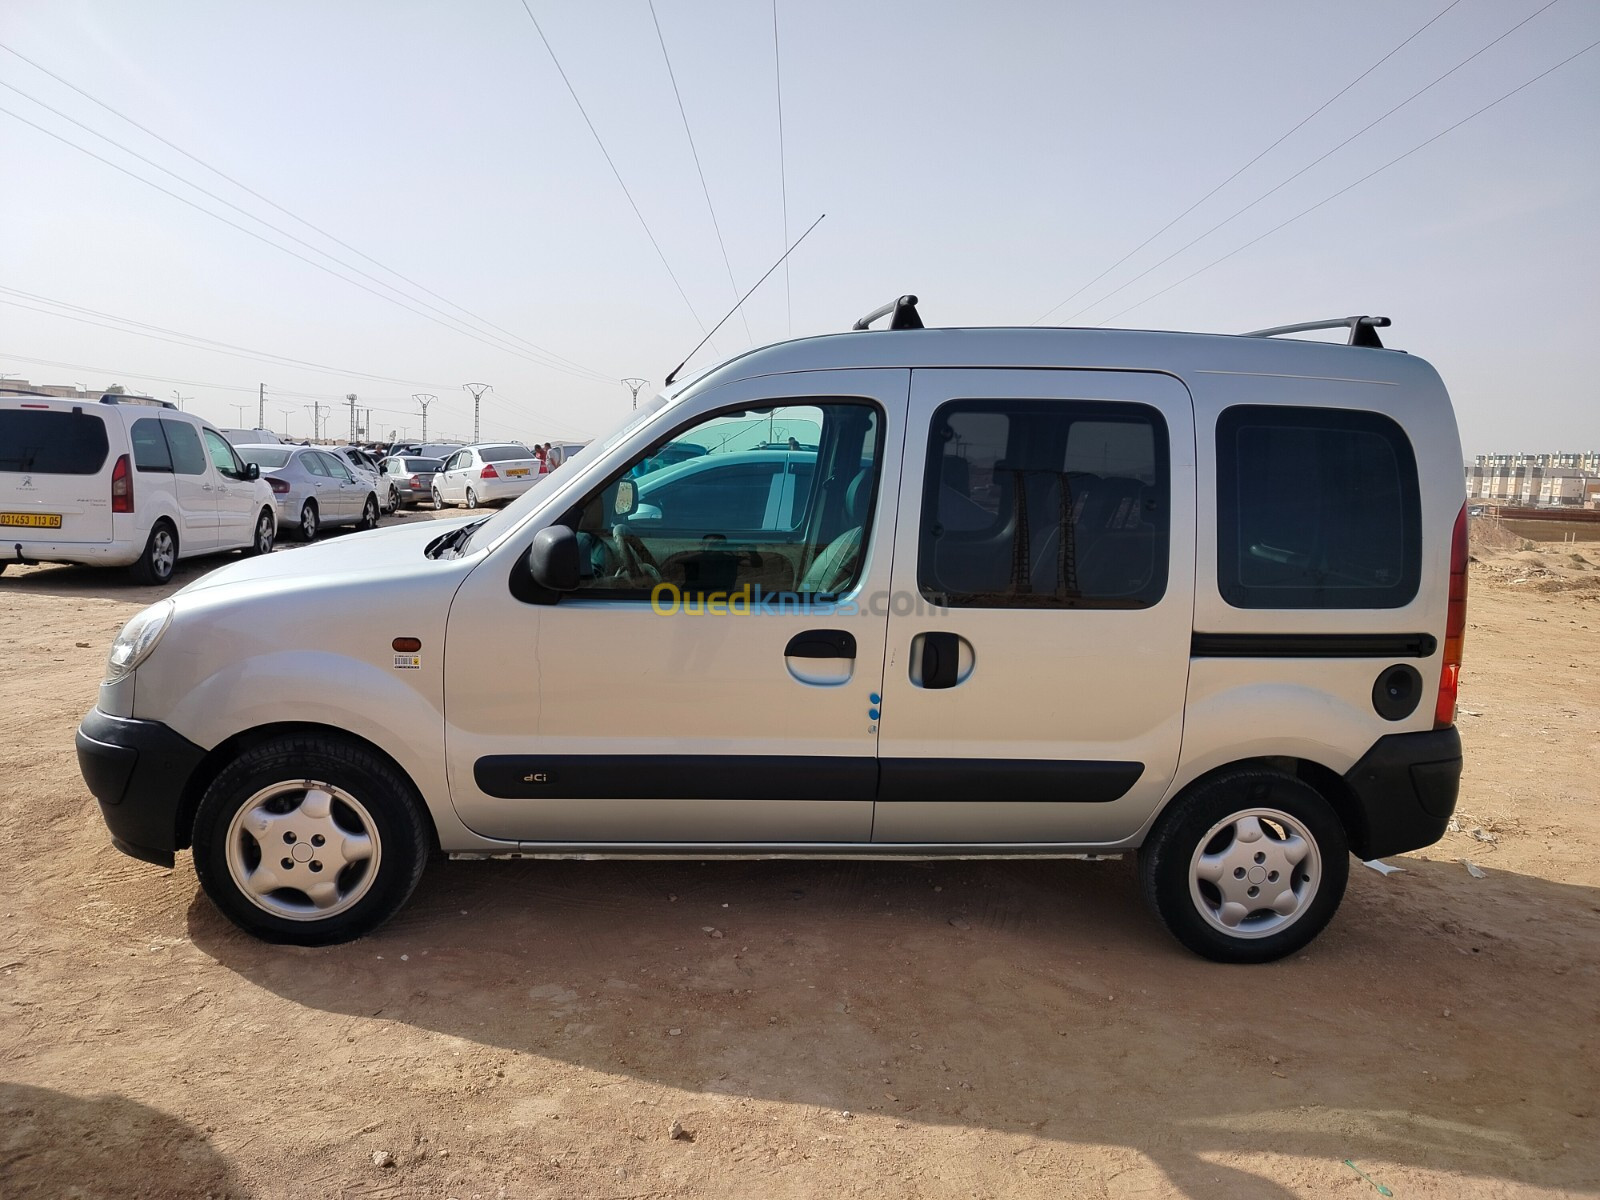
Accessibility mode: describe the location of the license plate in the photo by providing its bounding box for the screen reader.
[506,468,529,477]
[0,512,62,528]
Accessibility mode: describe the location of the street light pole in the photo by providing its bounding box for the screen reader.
[231,404,249,425]
[279,407,295,436]
[622,377,649,410]
[172,391,192,411]
[463,383,490,444]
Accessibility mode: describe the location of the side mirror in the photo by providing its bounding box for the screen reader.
[527,525,580,591]
[245,462,260,481]
[613,478,638,518]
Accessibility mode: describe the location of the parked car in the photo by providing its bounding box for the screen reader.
[1,394,276,584]
[416,443,465,462]
[234,445,380,540]
[432,443,542,508]
[76,305,1466,963]
[219,427,282,446]
[328,446,390,512]
[378,456,444,510]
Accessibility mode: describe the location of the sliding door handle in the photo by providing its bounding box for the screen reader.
[784,630,857,660]
[919,631,963,690]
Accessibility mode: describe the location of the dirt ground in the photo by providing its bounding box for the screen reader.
[1,513,1597,1199]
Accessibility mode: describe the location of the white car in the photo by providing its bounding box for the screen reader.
[432,443,542,508]
[76,305,1466,963]
[2,394,277,584]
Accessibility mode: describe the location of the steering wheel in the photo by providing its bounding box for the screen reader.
[611,524,661,583]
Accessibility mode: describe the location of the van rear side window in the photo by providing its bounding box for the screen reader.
[131,418,173,472]
[0,410,110,474]
[1216,405,1421,609]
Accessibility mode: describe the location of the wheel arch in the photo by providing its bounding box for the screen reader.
[1145,755,1368,857]
[175,721,440,854]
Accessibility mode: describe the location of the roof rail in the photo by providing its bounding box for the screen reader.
[1243,315,1391,349]
[853,294,924,331]
[98,394,176,409]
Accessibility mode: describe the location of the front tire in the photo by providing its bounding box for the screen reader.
[297,501,319,541]
[191,733,431,945]
[1139,769,1348,963]
[359,495,379,530]
[128,521,178,585]
[464,487,479,510]
[244,508,275,557]
[431,486,447,510]
[387,486,400,513]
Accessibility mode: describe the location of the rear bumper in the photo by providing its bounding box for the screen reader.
[4,538,138,568]
[476,476,538,503]
[75,708,207,867]
[1342,727,1463,860]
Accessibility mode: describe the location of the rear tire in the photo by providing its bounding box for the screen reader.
[128,521,178,585]
[191,732,431,945]
[1139,768,1348,963]
[297,501,319,541]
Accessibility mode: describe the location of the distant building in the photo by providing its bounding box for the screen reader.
[1467,453,1600,508]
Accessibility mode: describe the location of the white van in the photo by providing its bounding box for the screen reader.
[1,395,278,584]
[75,306,1466,961]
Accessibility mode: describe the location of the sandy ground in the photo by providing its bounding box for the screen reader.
[1,513,1597,1199]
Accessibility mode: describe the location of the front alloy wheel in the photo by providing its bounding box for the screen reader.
[359,495,379,530]
[192,733,431,944]
[1139,769,1348,963]
[245,508,275,556]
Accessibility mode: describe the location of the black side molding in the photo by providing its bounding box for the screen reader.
[1192,632,1437,658]
[473,755,1143,805]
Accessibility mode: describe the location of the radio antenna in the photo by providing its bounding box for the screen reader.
[664,212,825,386]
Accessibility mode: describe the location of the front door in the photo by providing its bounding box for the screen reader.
[874,369,1196,845]
[202,428,256,548]
[444,369,909,844]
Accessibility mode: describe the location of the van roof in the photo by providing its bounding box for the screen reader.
[670,317,1440,401]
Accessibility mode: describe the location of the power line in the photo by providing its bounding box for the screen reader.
[0,77,609,385]
[1033,0,1465,324]
[515,1,712,342]
[772,0,791,336]
[1097,37,1600,326]
[648,0,753,346]
[1060,0,1568,324]
[0,101,616,384]
[0,40,613,383]
[0,286,455,389]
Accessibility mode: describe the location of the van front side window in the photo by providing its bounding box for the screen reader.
[563,400,881,601]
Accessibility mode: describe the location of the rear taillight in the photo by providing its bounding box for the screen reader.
[409,475,420,486]
[110,454,133,513]
[480,464,499,479]
[266,476,291,495]
[1435,503,1468,727]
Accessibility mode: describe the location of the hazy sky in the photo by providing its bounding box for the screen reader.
[2,1,1596,454]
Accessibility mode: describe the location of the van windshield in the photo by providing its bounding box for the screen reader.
[0,410,110,474]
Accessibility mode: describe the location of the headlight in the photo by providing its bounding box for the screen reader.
[105,601,174,682]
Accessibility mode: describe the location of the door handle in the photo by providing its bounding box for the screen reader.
[919,632,961,689]
[784,629,856,659]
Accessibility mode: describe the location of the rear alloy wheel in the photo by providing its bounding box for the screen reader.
[244,508,275,556]
[359,495,380,530]
[128,521,178,585]
[1139,769,1348,963]
[464,487,479,510]
[191,732,431,945]
[298,501,320,541]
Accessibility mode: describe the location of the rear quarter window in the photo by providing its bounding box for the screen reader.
[1216,405,1421,609]
[130,418,173,471]
[0,409,110,474]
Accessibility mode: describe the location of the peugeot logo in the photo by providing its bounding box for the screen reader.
[20,476,32,489]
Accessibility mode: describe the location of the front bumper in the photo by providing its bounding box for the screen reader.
[75,708,207,867]
[1341,726,1463,860]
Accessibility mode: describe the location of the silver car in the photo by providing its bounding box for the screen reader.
[379,456,444,509]
[235,445,380,540]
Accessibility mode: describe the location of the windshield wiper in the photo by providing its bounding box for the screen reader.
[426,516,492,560]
